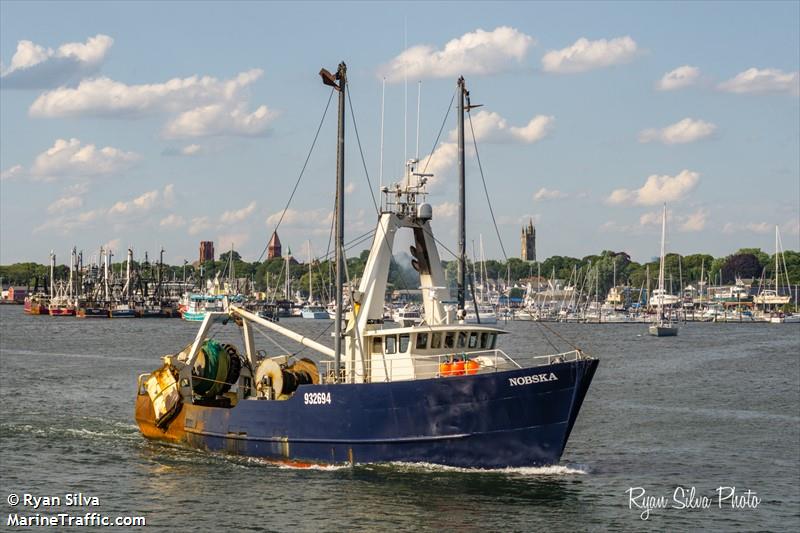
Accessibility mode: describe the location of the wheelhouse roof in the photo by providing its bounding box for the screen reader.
[362,324,507,336]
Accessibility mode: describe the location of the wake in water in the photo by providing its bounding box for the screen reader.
[382,461,589,476]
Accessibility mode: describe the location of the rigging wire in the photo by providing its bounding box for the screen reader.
[421,88,457,174]
[254,88,336,264]
[346,83,380,214]
[466,110,509,263]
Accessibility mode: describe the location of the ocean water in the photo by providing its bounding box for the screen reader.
[1,305,798,531]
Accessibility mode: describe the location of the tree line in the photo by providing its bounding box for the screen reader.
[2,248,798,298]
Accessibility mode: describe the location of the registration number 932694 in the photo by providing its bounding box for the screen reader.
[304,392,332,405]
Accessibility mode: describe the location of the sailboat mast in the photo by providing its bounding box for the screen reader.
[320,62,347,382]
[49,251,55,300]
[457,76,466,314]
[775,225,779,292]
[658,204,667,318]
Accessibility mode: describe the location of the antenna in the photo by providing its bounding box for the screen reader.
[379,77,386,201]
[403,18,408,164]
[415,80,421,160]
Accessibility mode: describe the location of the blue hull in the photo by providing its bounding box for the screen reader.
[179,358,597,468]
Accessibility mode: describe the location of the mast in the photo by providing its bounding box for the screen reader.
[774,225,779,292]
[457,76,467,315]
[126,248,132,303]
[658,203,667,320]
[307,240,313,303]
[49,251,55,300]
[320,61,346,382]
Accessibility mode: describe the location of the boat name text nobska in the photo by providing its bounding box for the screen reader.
[508,373,558,386]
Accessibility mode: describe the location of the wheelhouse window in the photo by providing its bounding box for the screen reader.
[479,332,489,349]
[468,332,478,349]
[416,333,428,350]
[489,333,497,349]
[385,336,397,354]
[399,334,410,353]
[444,332,454,349]
[431,332,442,349]
[372,337,382,354]
[457,332,467,349]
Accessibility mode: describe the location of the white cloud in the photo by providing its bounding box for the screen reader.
[679,208,707,232]
[542,36,638,73]
[182,144,201,156]
[451,110,554,144]
[639,210,666,227]
[47,195,83,214]
[378,26,535,82]
[220,201,257,224]
[345,182,356,195]
[1,164,24,181]
[418,142,459,188]
[266,208,331,229]
[533,187,567,201]
[159,214,186,227]
[420,110,552,188]
[656,65,700,91]
[103,238,121,254]
[1,34,113,89]
[28,69,276,138]
[163,102,276,139]
[722,221,773,234]
[607,170,700,206]
[217,232,250,251]
[108,189,160,215]
[638,118,716,144]
[188,217,212,236]
[434,202,458,218]
[29,138,138,181]
[30,68,264,117]
[718,68,799,95]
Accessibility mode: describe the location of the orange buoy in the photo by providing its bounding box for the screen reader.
[452,359,465,376]
[465,359,480,375]
[439,360,453,377]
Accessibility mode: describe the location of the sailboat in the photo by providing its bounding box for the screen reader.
[649,204,678,337]
[134,65,597,468]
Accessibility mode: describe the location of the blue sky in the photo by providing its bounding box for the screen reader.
[1,1,798,265]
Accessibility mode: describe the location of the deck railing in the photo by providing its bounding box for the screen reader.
[318,348,588,384]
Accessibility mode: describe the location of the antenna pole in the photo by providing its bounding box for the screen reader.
[457,76,467,315]
[415,80,421,160]
[379,77,386,205]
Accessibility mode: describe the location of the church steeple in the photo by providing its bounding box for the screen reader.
[267,231,282,259]
[521,219,536,262]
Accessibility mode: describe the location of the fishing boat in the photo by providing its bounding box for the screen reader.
[463,303,498,324]
[109,303,137,318]
[301,304,329,319]
[182,294,226,322]
[135,66,597,468]
[77,305,108,318]
[649,204,678,337]
[23,295,49,315]
[392,305,423,327]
